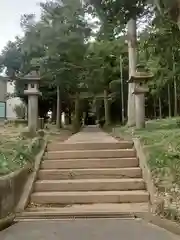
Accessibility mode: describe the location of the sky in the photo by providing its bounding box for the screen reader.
[0,0,44,52]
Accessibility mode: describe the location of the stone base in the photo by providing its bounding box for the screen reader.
[21,127,37,138]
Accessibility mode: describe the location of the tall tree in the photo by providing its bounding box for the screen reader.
[84,39,128,125]
[0,0,92,128]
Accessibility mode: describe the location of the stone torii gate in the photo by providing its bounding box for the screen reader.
[70,91,114,126]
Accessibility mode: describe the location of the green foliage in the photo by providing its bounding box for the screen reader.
[84,39,128,94]
[0,37,23,77]
[36,0,91,92]
[1,0,180,127]
[0,0,92,122]
[13,103,26,119]
[86,0,147,39]
[151,0,180,23]
[116,118,180,189]
[0,132,44,176]
[139,14,180,97]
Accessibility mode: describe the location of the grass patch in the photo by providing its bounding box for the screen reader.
[113,118,180,221]
[0,124,44,176]
[114,118,180,190]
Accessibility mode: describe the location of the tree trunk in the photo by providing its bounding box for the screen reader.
[73,92,81,132]
[75,92,80,122]
[153,98,156,119]
[56,85,62,129]
[120,55,125,124]
[68,110,72,124]
[172,51,177,117]
[174,78,178,116]
[127,18,137,127]
[167,84,172,117]
[52,103,56,122]
[158,97,162,119]
[176,1,180,30]
[104,89,110,126]
[96,100,100,124]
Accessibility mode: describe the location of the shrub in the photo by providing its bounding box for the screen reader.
[13,103,26,119]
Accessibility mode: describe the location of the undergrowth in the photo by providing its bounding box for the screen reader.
[113,117,180,222]
[0,136,44,176]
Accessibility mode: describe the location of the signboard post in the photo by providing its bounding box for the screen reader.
[0,102,6,119]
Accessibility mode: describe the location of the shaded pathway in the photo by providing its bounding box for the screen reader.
[65,125,118,143]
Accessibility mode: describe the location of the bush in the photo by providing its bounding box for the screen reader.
[13,137,45,169]
[13,103,26,119]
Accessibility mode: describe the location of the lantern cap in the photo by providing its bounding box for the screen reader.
[21,70,40,81]
[128,63,153,83]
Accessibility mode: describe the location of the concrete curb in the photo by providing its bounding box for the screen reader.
[16,212,137,220]
[110,130,156,206]
[133,138,157,206]
[136,213,180,236]
[16,138,47,212]
[0,214,15,231]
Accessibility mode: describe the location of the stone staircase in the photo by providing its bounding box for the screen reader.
[18,127,149,219]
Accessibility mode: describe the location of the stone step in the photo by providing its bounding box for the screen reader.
[38,167,142,180]
[45,149,136,160]
[34,179,145,192]
[47,141,133,151]
[17,203,148,220]
[41,158,139,169]
[31,190,149,204]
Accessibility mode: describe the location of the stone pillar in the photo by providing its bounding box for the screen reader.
[135,94,145,129]
[28,95,38,132]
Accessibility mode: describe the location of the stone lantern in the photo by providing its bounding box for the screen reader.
[21,70,42,133]
[128,64,153,129]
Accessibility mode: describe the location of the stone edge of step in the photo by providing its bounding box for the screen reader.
[34,178,145,184]
[31,190,149,197]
